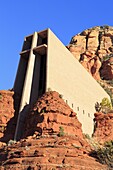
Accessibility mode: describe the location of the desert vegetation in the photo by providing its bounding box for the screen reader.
[90,140,113,169]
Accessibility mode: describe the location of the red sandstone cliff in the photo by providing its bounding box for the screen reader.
[93,112,113,144]
[68,25,113,81]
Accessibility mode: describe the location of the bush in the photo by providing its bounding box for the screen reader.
[92,140,113,168]
[47,87,52,92]
[101,85,113,106]
[102,55,110,61]
[58,126,65,137]
[102,54,113,62]
[84,133,91,140]
[100,97,112,113]
[8,139,16,146]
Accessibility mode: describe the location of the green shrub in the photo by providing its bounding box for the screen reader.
[8,139,16,146]
[84,133,91,140]
[92,140,113,168]
[100,97,112,113]
[102,86,113,106]
[58,126,65,137]
[97,81,113,109]
[103,55,110,61]
[47,87,52,92]
[102,54,113,62]
[104,140,113,147]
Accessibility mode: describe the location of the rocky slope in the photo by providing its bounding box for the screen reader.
[0,91,107,169]
[68,25,113,81]
[0,136,107,170]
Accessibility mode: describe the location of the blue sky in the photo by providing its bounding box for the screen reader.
[0,0,113,89]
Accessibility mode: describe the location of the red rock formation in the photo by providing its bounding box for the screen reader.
[93,112,113,144]
[0,90,15,143]
[68,25,113,81]
[22,91,83,139]
[0,91,107,169]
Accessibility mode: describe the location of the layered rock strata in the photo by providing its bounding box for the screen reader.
[93,112,113,144]
[0,136,107,170]
[68,25,113,80]
[0,92,107,169]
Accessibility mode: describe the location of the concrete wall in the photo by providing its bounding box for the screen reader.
[47,29,110,135]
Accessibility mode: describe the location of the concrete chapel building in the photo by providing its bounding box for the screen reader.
[14,28,110,140]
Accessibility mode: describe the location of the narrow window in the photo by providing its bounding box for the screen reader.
[88,113,90,117]
[22,35,33,51]
[77,107,79,111]
[72,103,73,108]
[83,110,85,114]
